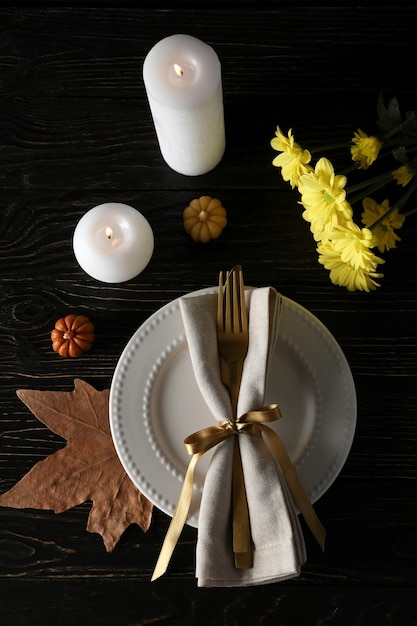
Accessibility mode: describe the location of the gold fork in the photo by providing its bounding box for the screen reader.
[217,265,252,569]
[217,265,249,418]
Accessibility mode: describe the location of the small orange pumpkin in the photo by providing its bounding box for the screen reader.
[51,314,95,357]
[183,196,227,243]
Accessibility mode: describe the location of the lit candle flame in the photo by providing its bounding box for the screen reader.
[174,63,184,77]
[106,227,113,239]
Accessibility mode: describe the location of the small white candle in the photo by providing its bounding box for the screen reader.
[143,34,225,176]
[73,203,154,283]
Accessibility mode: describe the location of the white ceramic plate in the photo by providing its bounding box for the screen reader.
[110,288,356,528]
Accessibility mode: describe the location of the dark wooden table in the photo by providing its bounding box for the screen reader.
[1,5,417,625]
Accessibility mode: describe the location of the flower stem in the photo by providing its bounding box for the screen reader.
[383,114,416,140]
[368,178,417,230]
[402,205,417,218]
[310,142,349,154]
[348,171,394,205]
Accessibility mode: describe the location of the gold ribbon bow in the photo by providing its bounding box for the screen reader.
[151,404,326,581]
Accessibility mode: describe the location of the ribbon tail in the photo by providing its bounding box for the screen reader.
[232,438,252,569]
[152,426,232,581]
[151,452,201,581]
[259,424,326,551]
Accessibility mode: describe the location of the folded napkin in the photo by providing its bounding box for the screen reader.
[179,287,307,587]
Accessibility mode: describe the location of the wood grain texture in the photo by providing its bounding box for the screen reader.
[1,6,417,625]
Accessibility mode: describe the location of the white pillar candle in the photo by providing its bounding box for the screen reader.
[73,203,154,283]
[143,34,225,176]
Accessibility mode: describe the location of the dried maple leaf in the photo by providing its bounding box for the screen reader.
[0,378,153,551]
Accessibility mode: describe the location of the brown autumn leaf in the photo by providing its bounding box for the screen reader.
[0,378,153,551]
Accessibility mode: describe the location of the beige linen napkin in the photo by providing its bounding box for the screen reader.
[179,287,307,587]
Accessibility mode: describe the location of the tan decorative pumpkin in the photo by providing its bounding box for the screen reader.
[51,314,95,357]
[183,196,227,243]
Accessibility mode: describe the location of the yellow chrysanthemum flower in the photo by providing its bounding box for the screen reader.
[271,127,312,188]
[351,129,383,169]
[317,240,384,292]
[298,157,353,240]
[270,104,417,291]
[392,164,415,187]
[328,222,383,270]
[317,223,385,291]
[361,197,405,253]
